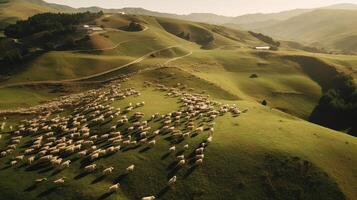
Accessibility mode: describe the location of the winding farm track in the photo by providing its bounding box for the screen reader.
[164,50,193,65]
[0,45,182,89]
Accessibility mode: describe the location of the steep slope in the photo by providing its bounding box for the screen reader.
[257,9,357,53]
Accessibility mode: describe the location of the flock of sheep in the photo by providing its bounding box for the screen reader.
[0,77,244,199]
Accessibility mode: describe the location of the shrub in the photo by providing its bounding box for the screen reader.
[262,100,268,106]
[250,74,258,78]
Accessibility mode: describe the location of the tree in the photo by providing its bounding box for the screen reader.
[262,100,268,106]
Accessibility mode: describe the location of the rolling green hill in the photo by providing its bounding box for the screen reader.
[0,0,58,29]
[0,67,356,200]
[0,8,357,200]
[256,9,357,53]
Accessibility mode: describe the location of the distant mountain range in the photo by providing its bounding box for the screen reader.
[2,0,357,53]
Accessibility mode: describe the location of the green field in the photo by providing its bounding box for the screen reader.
[0,68,356,200]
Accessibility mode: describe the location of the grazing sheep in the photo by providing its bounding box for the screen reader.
[84,164,97,173]
[195,147,204,154]
[10,160,17,166]
[53,177,66,185]
[168,176,177,186]
[15,155,24,161]
[169,146,176,152]
[195,159,203,165]
[28,156,35,165]
[103,167,114,175]
[141,196,156,200]
[108,183,120,193]
[78,150,87,157]
[196,154,204,159]
[126,164,135,173]
[176,155,185,161]
[183,144,189,150]
[206,136,213,143]
[148,140,156,146]
[177,159,186,166]
[0,151,6,157]
[91,153,99,161]
[61,160,71,169]
[35,178,47,184]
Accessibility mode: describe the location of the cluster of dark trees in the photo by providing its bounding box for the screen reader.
[4,11,103,38]
[1,11,103,66]
[310,74,357,136]
[0,38,29,66]
[248,31,280,47]
[125,21,144,32]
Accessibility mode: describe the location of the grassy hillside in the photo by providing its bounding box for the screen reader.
[0,7,357,200]
[0,0,58,29]
[256,9,357,53]
[0,68,356,200]
[1,13,357,121]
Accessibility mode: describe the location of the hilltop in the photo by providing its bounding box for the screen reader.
[255,9,357,54]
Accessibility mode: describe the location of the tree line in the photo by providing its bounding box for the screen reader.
[310,74,357,136]
[4,11,103,38]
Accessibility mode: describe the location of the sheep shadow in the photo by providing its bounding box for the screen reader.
[167,165,182,178]
[161,152,171,160]
[37,187,57,197]
[157,186,170,198]
[25,163,49,172]
[92,175,106,184]
[175,150,185,156]
[1,165,11,170]
[50,169,62,176]
[97,191,114,200]
[24,184,38,192]
[17,163,27,169]
[114,173,128,183]
[74,172,90,180]
[38,167,54,174]
[166,161,178,171]
[139,147,150,153]
[183,165,198,179]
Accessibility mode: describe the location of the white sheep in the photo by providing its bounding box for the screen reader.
[168,176,177,186]
[35,178,47,184]
[60,160,71,169]
[126,164,135,173]
[10,160,17,166]
[103,167,114,175]
[84,164,97,173]
[141,196,156,200]
[148,140,156,146]
[15,155,24,161]
[108,183,120,193]
[91,153,99,161]
[176,155,185,161]
[169,146,176,152]
[177,159,185,166]
[183,144,189,150]
[195,159,203,166]
[195,147,204,154]
[53,177,66,185]
[28,156,35,165]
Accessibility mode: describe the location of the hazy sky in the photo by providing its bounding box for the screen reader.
[45,0,357,16]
